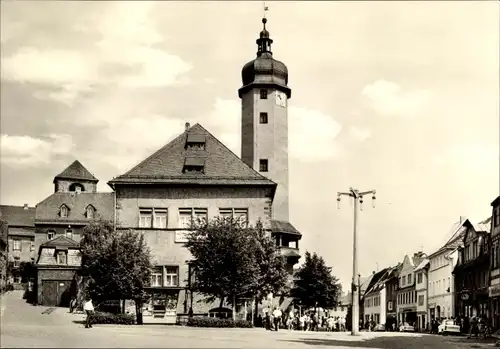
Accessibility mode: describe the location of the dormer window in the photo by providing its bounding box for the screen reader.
[86,205,95,219]
[56,251,67,265]
[185,134,206,150]
[65,228,73,240]
[183,157,205,174]
[60,204,69,218]
[47,230,55,240]
[69,183,84,192]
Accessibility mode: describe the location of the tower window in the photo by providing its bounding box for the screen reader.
[260,89,268,99]
[259,112,268,124]
[259,159,268,172]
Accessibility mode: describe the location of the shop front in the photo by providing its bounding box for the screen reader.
[399,307,417,326]
[142,287,182,324]
[490,285,500,330]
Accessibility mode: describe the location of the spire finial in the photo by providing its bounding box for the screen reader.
[263,1,269,19]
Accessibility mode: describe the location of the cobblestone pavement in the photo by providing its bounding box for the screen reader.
[0,292,495,348]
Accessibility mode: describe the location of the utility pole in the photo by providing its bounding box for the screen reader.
[337,188,376,336]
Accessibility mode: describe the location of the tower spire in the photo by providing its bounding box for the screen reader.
[256,16,273,56]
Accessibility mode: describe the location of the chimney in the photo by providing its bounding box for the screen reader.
[23,204,29,210]
[185,122,190,131]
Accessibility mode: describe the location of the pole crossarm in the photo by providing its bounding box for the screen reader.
[336,187,376,336]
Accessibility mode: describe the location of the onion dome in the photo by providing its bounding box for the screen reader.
[238,18,291,98]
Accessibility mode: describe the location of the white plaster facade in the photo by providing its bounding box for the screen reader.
[414,259,429,331]
[427,249,458,320]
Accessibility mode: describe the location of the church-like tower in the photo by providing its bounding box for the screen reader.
[239,17,301,270]
[239,17,291,223]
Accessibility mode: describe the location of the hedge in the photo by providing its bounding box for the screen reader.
[187,316,253,328]
[92,311,136,325]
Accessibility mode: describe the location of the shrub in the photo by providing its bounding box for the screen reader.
[92,311,136,325]
[187,316,253,328]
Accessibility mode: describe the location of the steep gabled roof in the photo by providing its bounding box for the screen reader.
[35,192,114,224]
[474,217,491,233]
[364,268,390,295]
[0,205,35,227]
[108,123,276,187]
[40,235,79,248]
[54,160,98,183]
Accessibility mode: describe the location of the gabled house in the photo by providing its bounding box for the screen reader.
[489,196,500,330]
[34,160,114,253]
[108,122,290,323]
[427,218,467,322]
[453,218,491,318]
[35,235,81,306]
[396,252,426,326]
[362,268,390,327]
[414,258,430,331]
[0,204,36,288]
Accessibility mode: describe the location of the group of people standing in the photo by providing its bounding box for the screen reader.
[260,306,347,332]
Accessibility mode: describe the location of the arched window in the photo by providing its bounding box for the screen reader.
[60,205,69,218]
[69,183,84,192]
[86,205,95,219]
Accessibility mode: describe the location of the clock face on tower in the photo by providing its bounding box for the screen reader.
[275,91,287,108]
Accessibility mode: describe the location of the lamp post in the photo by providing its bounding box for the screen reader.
[337,188,376,336]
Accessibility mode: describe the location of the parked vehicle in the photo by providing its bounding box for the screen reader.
[438,319,460,335]
[399,322,415,332]
[375,323,385,332]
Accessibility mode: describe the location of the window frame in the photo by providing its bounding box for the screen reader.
[164,266,179,287]
[150,266,163,287]
[60,205,69,218]
[139,208,168,229]
[260,89,268,99]
[56,251,67,265]
[259,159,268,172]
[259,112,268,124]
[12,240,21,251]
[178,208,208,229]
[13,257,20,268]
[47,230,55,240]
[218,208,249,227]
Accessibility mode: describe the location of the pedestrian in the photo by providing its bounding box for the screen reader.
[83,298,94,329]
[273,307,282,331]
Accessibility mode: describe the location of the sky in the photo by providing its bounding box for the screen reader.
[1,1,499,289]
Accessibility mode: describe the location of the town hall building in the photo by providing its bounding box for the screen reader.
[107,17,302,323]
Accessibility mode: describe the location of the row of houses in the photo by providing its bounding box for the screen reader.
[358,197,499,331]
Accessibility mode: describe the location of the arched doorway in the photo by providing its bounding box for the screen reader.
[436,305,441,319]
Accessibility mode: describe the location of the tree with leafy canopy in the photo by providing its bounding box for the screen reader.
[80,220,152,324]
[185,217,288,321]
[291,251,341,312]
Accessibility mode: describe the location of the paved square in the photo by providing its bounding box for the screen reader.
[0,291,493,348]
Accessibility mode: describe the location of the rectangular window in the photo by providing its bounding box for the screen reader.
[139,208,168,229]
[260,89,268,99]
[178,208,208,229]
[495,207,500,227]
[407,274,412,284]
[65,229,73,240]
[165,266,179,286]
[30,242,34,252]
[418,295,424,306]
[417,272,423,284]
[139,208,153,228]
[259,159,268,172]
[13,257,20,268]
[150,266,163,287]
[402,275,406,286]
[154,208,168,229]
[47,230,55,240]
[57,251,67,265]
[13,240,21,251]
[259,112,268,124]
[218,208,249,227]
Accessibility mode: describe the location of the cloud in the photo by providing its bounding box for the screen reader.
[0,134,74,167]
[349,126,372,142]
[362,80,432,117]
[0,2,192,105]
[202,98,342,161]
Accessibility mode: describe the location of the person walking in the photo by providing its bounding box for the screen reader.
[273,307,282,331]
[83,298,94,329]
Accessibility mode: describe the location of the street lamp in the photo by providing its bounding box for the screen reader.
[337,187,376,336]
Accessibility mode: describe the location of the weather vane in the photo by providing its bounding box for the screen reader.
[263,1,269,18]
